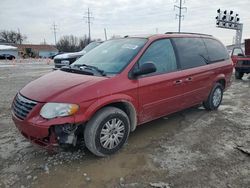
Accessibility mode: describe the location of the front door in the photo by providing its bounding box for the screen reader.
[136,39,185,123]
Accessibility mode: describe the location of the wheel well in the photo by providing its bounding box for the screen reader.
[216,79,226,89]
[104,102,137,132]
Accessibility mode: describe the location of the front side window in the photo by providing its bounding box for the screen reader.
[138,39,177,75]
[203,38,229,62]
[172,37,208,69]
[72,38,147,74]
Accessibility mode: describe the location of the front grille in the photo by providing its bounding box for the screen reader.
[242,60,250,65]
[54,58,77,68]
[12,93,37,120]
[54,59,61,64]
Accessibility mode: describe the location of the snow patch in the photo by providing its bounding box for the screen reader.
[0,45,17,50]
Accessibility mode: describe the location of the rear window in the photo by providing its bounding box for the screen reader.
[203,38,229,62]
[172,37,209,69]
[232,48,244,56]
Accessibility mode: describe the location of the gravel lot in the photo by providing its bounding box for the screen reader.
[0,59,249,188]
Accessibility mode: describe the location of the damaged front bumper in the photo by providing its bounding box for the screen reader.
[12,112,84,150]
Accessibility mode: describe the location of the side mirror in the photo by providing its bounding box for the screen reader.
[133,62,156,77]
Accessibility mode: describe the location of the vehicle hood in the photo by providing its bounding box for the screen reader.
[54,51,86,59]
[20,70,107,103]
[235,57,250,61]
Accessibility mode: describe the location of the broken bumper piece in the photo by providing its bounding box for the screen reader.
[12,112,82,150]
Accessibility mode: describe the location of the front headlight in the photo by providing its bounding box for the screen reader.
[40,103,79,119]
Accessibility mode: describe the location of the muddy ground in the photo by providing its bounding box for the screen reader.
[0,60,249,188]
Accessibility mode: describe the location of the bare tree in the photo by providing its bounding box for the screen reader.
[56,35,91,52]
[0,30,27,44]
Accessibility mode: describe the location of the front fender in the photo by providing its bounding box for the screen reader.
[75,94,138,124]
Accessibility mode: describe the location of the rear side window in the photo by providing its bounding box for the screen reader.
[138,39,177,74]
[172,37,209,69]
[203,38,229,62]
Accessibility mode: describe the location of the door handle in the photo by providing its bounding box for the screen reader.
[185,77,192,82]
[174,80,182,85]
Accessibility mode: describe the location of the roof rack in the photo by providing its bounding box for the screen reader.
[165,32,212,37]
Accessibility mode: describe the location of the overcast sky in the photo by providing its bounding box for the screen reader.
[0,0,249,46]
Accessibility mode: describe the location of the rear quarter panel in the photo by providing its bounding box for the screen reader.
[209,59,233,90]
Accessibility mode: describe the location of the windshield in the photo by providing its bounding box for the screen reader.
[72,38,147,74]
[81,42,101,53]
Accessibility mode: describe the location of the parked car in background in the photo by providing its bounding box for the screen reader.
[230,47,246,65]
[12,33,233,157]
[0,54,16,60]
[48,52,64,59]
[0,44,18,60]
[53,41,102,69]
[230,39,250,79]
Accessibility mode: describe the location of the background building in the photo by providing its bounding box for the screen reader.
[14,44,58,58]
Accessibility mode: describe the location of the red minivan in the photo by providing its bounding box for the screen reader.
[12,33,233,156]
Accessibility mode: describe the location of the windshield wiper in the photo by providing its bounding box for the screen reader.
[60,66,94,75]
[73,64,106,76]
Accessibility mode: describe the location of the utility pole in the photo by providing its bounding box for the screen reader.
[235,24,243,46]
[232,36,235,44]
[174,0,187,33]
[17,28,21,44]
[104,28,107,41]
[155,28,158,34]
[51,22,58,45]
[84,8,94,43]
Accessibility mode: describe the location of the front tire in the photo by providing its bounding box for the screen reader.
[203,83,223,110]
[235,70,244,79]
[84,107,130,157]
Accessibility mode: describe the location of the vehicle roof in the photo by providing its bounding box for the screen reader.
[125,32,214,39]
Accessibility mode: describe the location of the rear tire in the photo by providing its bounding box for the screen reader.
[203,83,223,111]
[84,107,130,157]
[235,70,244,79]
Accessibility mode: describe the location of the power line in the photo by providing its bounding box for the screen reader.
[51,22,58,45]
[83,8,94,42]
[174,0,187,33]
